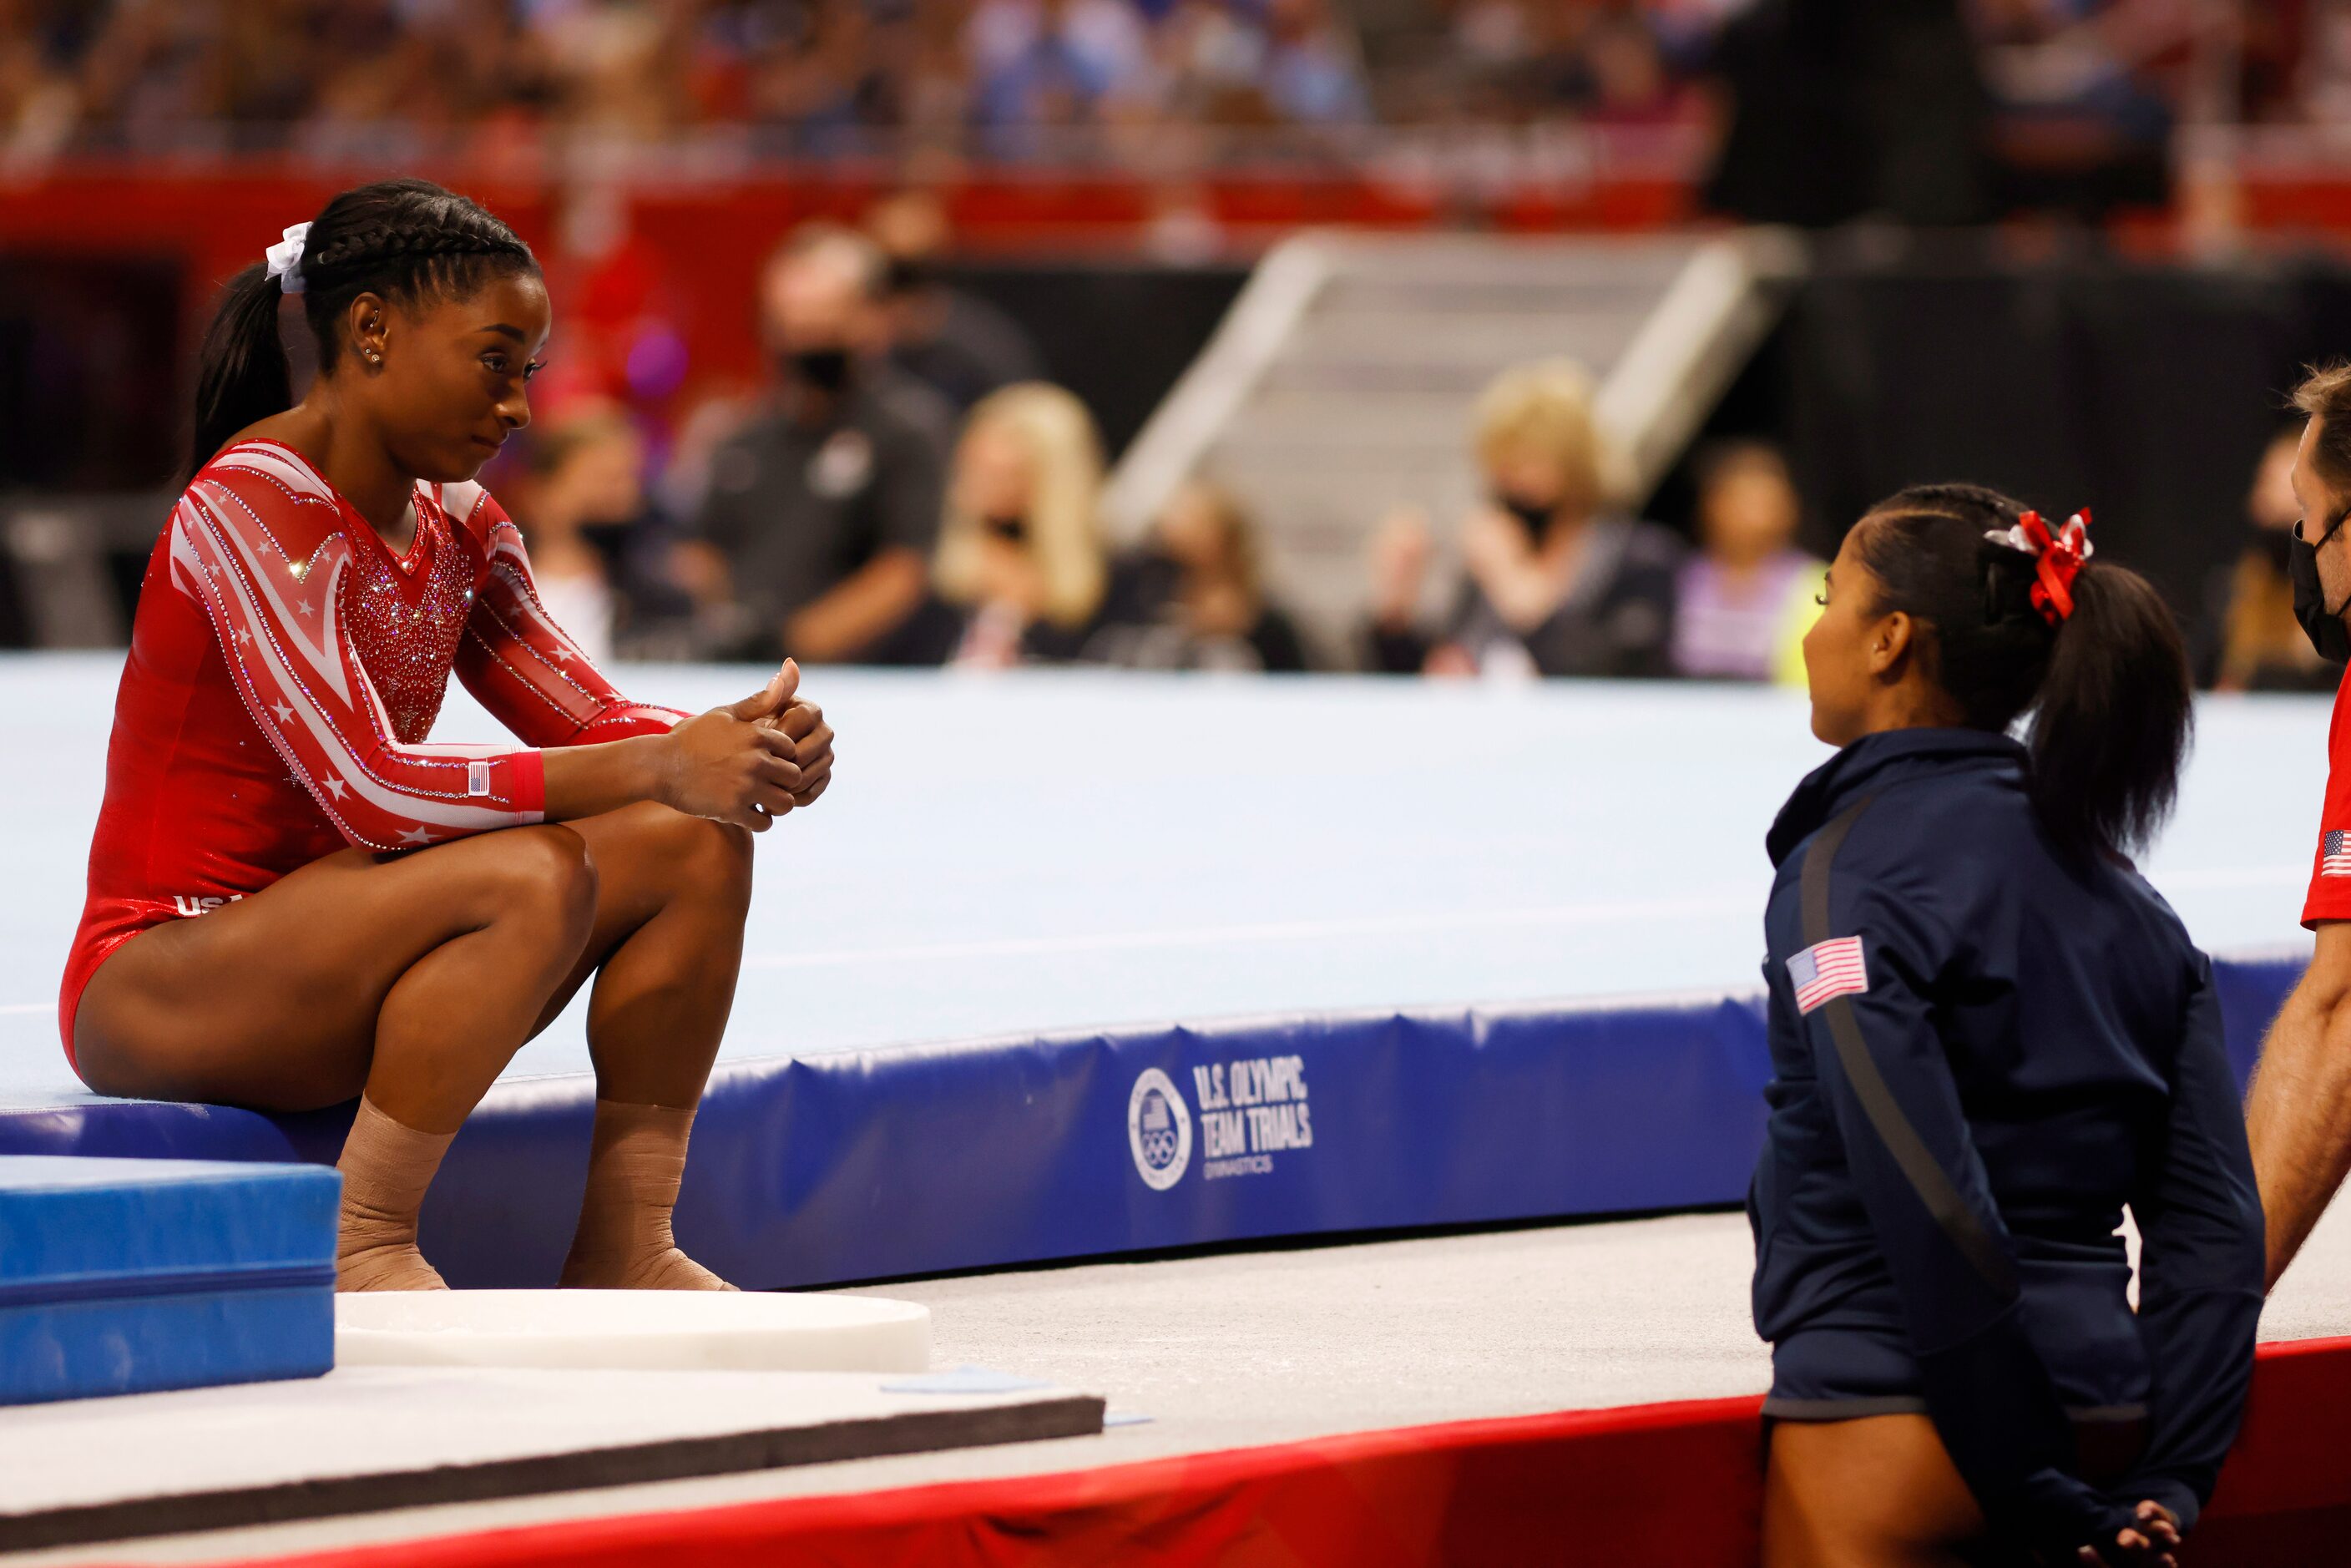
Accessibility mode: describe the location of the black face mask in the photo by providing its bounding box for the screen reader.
[884,256,935,296]
[2290,516,2351,664]
[1494,493,1555,544]
[786,347,853,394]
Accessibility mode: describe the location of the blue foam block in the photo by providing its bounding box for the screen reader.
[0,1156,338,1405]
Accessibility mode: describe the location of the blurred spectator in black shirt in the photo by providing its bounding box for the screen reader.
[1367,359,1681,680]
[1090,479,1309,672]
[2200,424,2338,693]
[902,382,1112,667]
[510,402,645,669]
[865,190,1044,413]
[675,224,953,664]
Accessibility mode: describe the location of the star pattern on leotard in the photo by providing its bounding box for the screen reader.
[143,458,680,891]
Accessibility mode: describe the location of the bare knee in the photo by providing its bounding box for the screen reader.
[474,827,600,953]
[650,810,755,916]
[697,818,756,913]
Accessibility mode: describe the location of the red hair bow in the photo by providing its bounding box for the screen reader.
[2003,509,2094,625]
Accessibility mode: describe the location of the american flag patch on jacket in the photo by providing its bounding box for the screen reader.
[2327,831,2351,878]
[1789,936,1869,1014]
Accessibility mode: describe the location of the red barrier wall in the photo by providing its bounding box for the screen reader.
[0,163,1696,417]
[217,1336,2351,1568]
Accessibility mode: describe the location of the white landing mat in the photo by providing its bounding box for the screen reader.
[336,1290,932,1373]
[0,1361,1101,1554]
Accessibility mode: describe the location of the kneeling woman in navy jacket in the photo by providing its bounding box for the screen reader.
[1752,485,2263,1567]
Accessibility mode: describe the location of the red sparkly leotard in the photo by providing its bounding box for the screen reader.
[59,439,685,1068]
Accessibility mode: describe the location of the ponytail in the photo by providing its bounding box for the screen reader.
[2029,561,2192,857]
[184,179,537,483]
[1853,483,2192,858]
[187,262,293,482]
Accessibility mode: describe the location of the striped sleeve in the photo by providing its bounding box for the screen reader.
[444,483,689,747]
[171,463,547,853]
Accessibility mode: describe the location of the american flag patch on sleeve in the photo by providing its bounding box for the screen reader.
[1788,936,1869,1014]
[2325,831,2351,878]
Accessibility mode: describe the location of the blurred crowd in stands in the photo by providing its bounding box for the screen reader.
[498,206,1829,680]
[492,200,2319,689]
[5,0,2349,166]
[3,1,2342,680]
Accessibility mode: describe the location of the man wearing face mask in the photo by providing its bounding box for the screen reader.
[2245,362,2351,1292]
[1367,359,1682,678]
[677,225,952,664]
[864,190,1042,414]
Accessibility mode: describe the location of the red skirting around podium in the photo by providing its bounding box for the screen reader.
[223,1337,2351,1568]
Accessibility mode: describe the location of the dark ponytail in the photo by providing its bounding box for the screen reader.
[185,178,538,481]
[188,263,294,483]
[1853,483,2192,857]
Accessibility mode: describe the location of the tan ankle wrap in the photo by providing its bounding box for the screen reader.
[335,1095,455,1292]
[562,1099,733,1290]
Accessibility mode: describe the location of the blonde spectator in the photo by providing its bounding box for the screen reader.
[512,402,646,669]
[1671,442,1823,684]
[926,382,1110,667]
[1369,358,1681,679]
[2202,426,2338,693]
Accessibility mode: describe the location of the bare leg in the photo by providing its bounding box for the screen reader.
[1764,1415,1987,1568]
[75,826,600,1125]
[528,805,754,1288]
[544,803,754,1106]
[75,807,755,1291]
[74,826,603,1288]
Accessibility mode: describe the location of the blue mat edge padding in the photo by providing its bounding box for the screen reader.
[0,955,2304,1290]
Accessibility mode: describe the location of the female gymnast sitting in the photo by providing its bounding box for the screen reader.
[60,179,832,1292]
[1752,486,2263,1565]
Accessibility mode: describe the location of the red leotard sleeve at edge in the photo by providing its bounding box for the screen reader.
[2303,671,2351,928]
[444,483,690,746]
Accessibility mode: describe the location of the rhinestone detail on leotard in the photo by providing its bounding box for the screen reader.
[341,489,478,744]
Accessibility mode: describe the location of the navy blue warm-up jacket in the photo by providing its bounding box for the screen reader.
[1749,728,2264,1555]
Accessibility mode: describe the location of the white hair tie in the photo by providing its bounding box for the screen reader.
[264,222,311,295]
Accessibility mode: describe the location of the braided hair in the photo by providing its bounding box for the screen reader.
[188,179,539,479]
[1853,483,2192,857]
